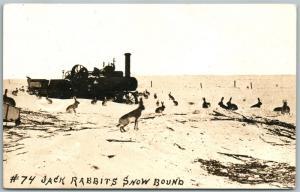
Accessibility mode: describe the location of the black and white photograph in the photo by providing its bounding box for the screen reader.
[2,4,296,189]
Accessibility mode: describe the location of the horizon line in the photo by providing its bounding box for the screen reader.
[3,74,296,80]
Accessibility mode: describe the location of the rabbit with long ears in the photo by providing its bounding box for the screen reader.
[19,86,25,92]
[227,97,238,111]
[144,89,150,96]
[274,100,290,114]
[218,97,228,110]
[66,97,80,113]
[168,92,175,101]
[202,97,211,108]
[12,88,18,96]
[3,89,16,107]
[155,102,165,113]
[117,98,145,132]
[251,98,262,108]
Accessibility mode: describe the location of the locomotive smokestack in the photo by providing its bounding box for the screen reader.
[124,53,131,78]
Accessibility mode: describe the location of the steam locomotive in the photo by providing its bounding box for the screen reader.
[27,53,138,103]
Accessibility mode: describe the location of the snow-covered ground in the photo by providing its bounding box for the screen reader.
[3,75,296,189]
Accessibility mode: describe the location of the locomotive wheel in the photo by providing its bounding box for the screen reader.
[64,71,72,80]
[71,64,88,80]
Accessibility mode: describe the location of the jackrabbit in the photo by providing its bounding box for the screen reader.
[274,100,290,114]
[227,97,238,111]
[145,89,150,96]
[202,97,211,108]
[155,102,165,113]
[251,98,262,108]
[3,89,16,107]
[19,86,25,92]
[168,92,175,101]
[218,97,228,110]
[66,97,80,113]
[12,88,18,96]
[117,98,145,132]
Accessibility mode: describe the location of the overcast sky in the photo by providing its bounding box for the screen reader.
[4,4,296,79]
